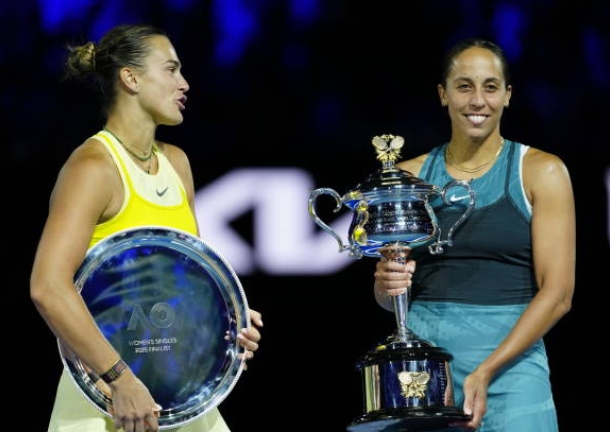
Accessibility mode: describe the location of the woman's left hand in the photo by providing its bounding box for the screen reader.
[235,308,263,369]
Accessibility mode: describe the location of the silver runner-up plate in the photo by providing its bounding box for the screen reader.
[58,226,250,429]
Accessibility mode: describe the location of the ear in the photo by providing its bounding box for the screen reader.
[119,67,140,93]
[504,84,513,107]
[437,84,447,107]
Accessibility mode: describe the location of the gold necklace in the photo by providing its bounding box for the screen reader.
[103,127,153,161]
[445,139,504,174]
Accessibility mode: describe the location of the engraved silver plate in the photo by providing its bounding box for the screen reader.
[58,226,249,429]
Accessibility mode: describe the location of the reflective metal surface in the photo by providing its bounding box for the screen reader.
[348,337,471,432]
[308,134,475,258]
[308,135,474,431]
[59,226,249,429]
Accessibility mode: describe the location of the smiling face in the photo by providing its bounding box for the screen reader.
[137,35,190,126]
[438,46,512,143]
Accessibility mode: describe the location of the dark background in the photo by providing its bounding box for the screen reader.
[6,1,608,431]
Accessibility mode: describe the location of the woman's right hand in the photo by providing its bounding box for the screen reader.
[373,258,416,297]
[107,370,161,432]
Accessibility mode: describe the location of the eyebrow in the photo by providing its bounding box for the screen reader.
[453,76,502,84]
[166,59,181,68]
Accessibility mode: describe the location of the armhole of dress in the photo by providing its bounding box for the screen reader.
[92,132,131,213]
[518,144,532,215]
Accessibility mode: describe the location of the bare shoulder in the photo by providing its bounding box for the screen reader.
[59,137,118,188]
[396,153,428,177]
[156,141,190,167]
[522,146,573,203]
[523,147,571,184]
[49,136,122,223]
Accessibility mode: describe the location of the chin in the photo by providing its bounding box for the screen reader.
[163,117,184,126]
[466,130,490,141]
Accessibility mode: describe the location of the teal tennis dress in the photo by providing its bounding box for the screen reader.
[407,140,558,431]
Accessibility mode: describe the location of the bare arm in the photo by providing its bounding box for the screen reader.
[459,148,575,426]
[30,139,160,431]
[30,139,125,375]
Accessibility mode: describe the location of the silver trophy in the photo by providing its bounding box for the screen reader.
[308,134,475,431]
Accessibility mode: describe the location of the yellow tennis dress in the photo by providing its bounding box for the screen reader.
[48,130,229,432]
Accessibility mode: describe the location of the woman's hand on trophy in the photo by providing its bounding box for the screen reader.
[373,259,416,311]
[374,258,416,296]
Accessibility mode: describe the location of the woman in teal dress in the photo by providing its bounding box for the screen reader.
[373,38,575,431]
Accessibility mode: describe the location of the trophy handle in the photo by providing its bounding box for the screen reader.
[308,188,362,258]
[428,179,476,255]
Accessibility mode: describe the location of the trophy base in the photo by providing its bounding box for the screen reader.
[348,406,472,432]
[353,333,470,432]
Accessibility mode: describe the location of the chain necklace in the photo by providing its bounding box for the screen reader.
[445,138,504,174]
[103,127,154,161]
[103,126,155,174]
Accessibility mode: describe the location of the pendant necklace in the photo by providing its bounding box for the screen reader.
[104,126,155,173]
[445,138,504,174]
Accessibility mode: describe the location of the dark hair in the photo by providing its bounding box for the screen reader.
[65,24,167,117]
[440,38,511,88]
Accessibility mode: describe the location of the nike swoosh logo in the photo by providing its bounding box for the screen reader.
[449,194,469,203]
[156,186,169,197]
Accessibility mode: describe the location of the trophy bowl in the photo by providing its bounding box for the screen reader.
[308,135,474,431]
[308,135,475,258]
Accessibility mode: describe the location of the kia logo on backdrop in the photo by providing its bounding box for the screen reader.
[195,168,353,275]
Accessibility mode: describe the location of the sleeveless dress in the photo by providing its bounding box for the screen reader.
[406,140,558,431]
[48,130,229,432]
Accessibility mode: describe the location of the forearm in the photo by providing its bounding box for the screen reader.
[34,285,122,375]
[473,289,571,380]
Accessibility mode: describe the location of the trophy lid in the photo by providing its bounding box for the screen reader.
[342,134,438,208]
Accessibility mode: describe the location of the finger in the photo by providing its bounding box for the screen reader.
[387,288,408,297]
[243,326,261,343]
[239,350,254,360]
[152,403,162,418]
[237,330,259,351]
[144,411,160,432]
[386,260,411,273]
[249,309,264,327]
[405,259,416,273]
[134,418,149,432]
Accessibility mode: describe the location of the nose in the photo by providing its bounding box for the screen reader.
[469,88,485,108]
[179,76,189,92]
